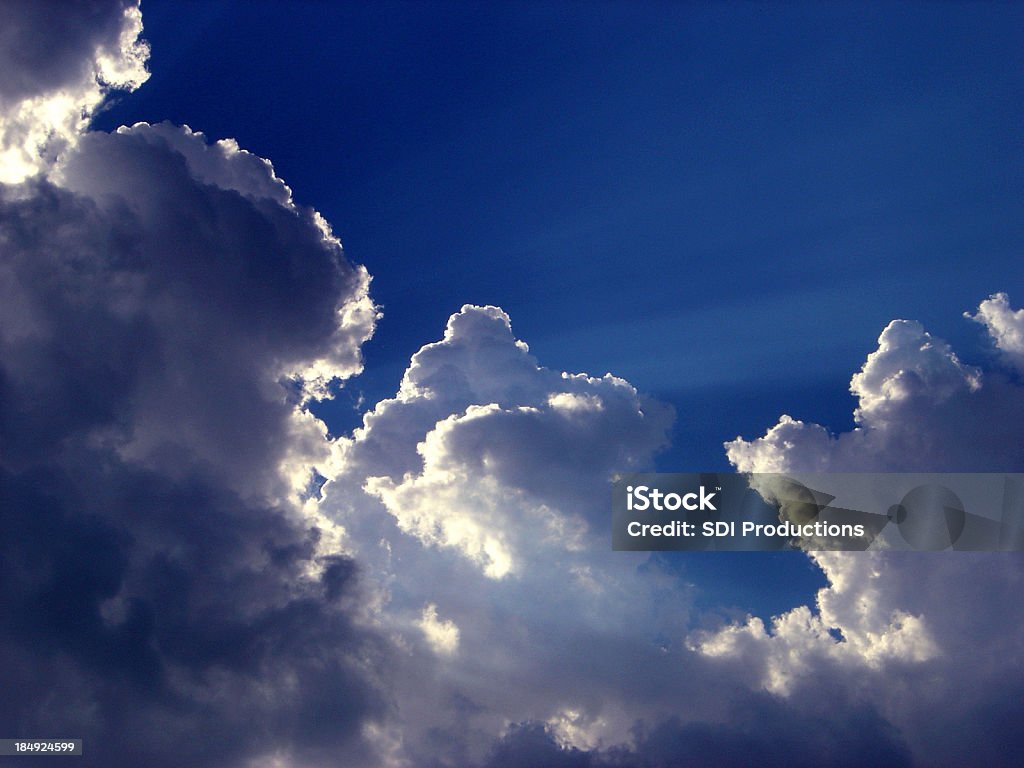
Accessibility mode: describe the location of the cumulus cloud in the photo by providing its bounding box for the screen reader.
[7,5,1023,768]
[0,0,149,183]
[727,305,1024,473]
[475,697,912,768]
[3,120,376,504]
[693,550,938,692]
[969,291,1024,375]
[708,295,1024,767]
[691,548,1024,767]
[359,306,671,578]
[314,304,925,768]
[0,12,386,763]
[321,305,736,764]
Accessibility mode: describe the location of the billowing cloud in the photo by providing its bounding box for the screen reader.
[969,291,1024,375]
[0,0,149,183]
[707,295,1024,766]
[691,548,1024,767]
[0,12,386,765]
[2,120,377,503]
[318,304,930,768]
[359,305,672,578]
[322,305,728,765]
[727,301,1024,473]
[6,4,1024,768]
[475,696,912,768]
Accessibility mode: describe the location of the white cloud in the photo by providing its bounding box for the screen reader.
[727,303,1024,473]
[693,550,938,695]
[1,43,384,764]
[0,0,149,183]
[709,294,1024,766]
[323,305,715,763]
[850,319,981,423]
[7,5,1022,766]
[968,292,1024,375]
[418,603,460,656]
[693,545,1024,767]
[325,299,1024,766]
[340,304,672,578]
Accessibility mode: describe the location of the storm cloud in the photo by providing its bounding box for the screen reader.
[4,3,1024,768]
[0,5,386,765]
[0,0,149,183]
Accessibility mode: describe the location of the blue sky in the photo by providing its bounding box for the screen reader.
[90,0,1023,620]
[96,2,1022,474]
[3,2,1024,766]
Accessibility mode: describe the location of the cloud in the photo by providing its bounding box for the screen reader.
[0,26,385,764]
[361,307,671,578]
[475,694,913,768]
[0,8,706,766]
[310,303,918,768]
[418,604,460,656]
[323,305,725,764]
[0,0,149,183]
[319,294,1024,768]
[691,548,1024,767]
[343,304,673,576]
[6,5,1023,768]
[708,294,1024,766]
[969,291,1024,375]
[692,551,938,693]
[726,301,1024,472]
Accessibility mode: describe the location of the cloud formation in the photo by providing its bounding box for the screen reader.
[0,0,149,183]
[969,292,1024,375]
[710,295,1024,766]
[319,301,1005,768]
[727,300,1024,472]
[0,9,385,764]
[360,305,673,578]
[325,305,694,764]
[5,4,1024,767]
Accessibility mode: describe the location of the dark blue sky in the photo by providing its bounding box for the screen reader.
[96,3,1023,471]
[92,0,1022,616]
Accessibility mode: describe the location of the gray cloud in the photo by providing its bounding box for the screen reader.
[714,296,1024,767]
[0,0,138,101]
[727,304,1024,473]
[1,84,384,768]
[0,0,149,182]
[6,5,1024,768]
[472,691,912,768]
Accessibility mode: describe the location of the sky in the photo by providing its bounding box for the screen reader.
[1,1,1023,767]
